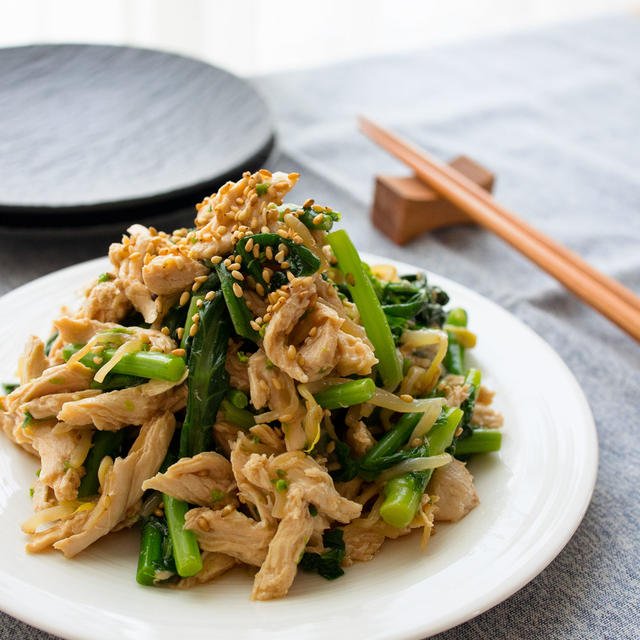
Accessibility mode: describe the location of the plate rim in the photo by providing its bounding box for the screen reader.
[0,253,599,640]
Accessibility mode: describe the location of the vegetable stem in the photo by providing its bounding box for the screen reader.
[77,430,124,497]
[453,429,502,456]
[327,230,402,389]
[313,378,376,410]
[62,344,185,382]
[163,494,202,577]
[443,307,467,375]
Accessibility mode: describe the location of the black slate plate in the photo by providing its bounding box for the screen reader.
[0,44,275,227]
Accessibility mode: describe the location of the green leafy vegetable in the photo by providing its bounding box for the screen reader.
[299,529,346,580]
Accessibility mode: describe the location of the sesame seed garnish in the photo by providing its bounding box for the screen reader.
[287,345,297,360]
[309,326,318,337]
[277,228,289,239]
[286,271,295,282]
[297,354,306,366]
[171,348,186,357]
[189,324,198,337]
[250,320,260,331]
[311,205,324,213]
[400,394,414,403]
[161,326,170,335]
[192,281,202,292]
[228,263,241,271]
[196,299,204,308]
[223,258,232,267]
[256,283,265,297]
[205,291,216,301]
[262,268,272,284]
[245,238,254,252]
[191,313,200,324]
[253,245,260,259]
[261,225,270,234]
[275,250,285,263]
[265,246,273,260]
[235,255,243,264]
[231,270,245,281]
[292,234,303,244]
[232,282,243,298]
[312,213,324,225]
[177,328,184,340]
[92,356,103,365]
[179,291,190,307]
[195,275,208,283]
[263,312,272,322]
[303,198,314,208]
[280,261,291,269]
[211,255,223,264]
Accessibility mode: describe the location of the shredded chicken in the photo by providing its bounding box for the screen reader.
[429,459,479,522]
[78,278,131,323]
[53,317,175,352]
[225,341,250,392]
[18,336,48,385]
[53,411,175,557]
[189,170,298,261]
[57,382,187,430]
[251,484,314,600]
[185,506,274,566]
[143,452,236,507]
[174,552,236,589]
[21,390,101,419]
[142,254,209,296]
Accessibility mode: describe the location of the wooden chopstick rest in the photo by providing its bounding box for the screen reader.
[371,156,494,245]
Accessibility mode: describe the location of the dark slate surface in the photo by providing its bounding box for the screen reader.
[0,44,274,226]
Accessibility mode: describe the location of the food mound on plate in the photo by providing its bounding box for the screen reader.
[0,170,503,600]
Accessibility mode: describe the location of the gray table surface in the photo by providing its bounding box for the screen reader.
[1,14,639,640]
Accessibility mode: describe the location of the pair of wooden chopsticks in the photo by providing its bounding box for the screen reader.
[359,117,640,342]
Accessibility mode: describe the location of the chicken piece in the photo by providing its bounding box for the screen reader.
[429,459,479,522]
[6,362,93,412]
[345,420,375,458]
[54,412,175,557]
[249,423,285,454]
[0,407,38,455]
[262,284,315,382]
[29,422,93,502]
[54,317,175,352]
[185,507,274,566]
[189,170,298,261]
[213,420,243,457]
[57,381,187,430]
[225,341,250,392]
[248,349,300,421]
[31,479,56,512]
[437,375,470,408]
[175,552,236,589]
[334,330,378,377]
[21,390,101,419]
[142,254,209,296]
[471,404,504,429]
[263,278,376,383]
[230,433,275,525]
[18,336,48,385]
[241,450,362,523]
[78,278,131,323]
[109,224,170,324]
[26,509,91,554]
[341,518,412,564]
[244,289,268,318]
[143,452,236,507]
[251,484,314,600]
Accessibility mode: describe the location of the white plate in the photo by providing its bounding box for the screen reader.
[0,254,598,640]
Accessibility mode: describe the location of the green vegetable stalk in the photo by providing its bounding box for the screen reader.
[214,263,259,342]
[313,378,376,410]
[452,428,502,456]
[327,230,403,389]
[77,430,124,498]
[443,307,468,375]
[62,344,185,382]
[136,515,177,586]
[379,407,463,529]
[163,495,202,578]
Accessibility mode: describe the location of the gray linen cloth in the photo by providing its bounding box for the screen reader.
[1,14,639,639]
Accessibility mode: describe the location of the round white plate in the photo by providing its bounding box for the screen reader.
[0,254,598,640]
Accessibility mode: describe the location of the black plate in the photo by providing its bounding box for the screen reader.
[0,44,275,227]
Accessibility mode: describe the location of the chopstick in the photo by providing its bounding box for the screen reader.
[359,116,640,342]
